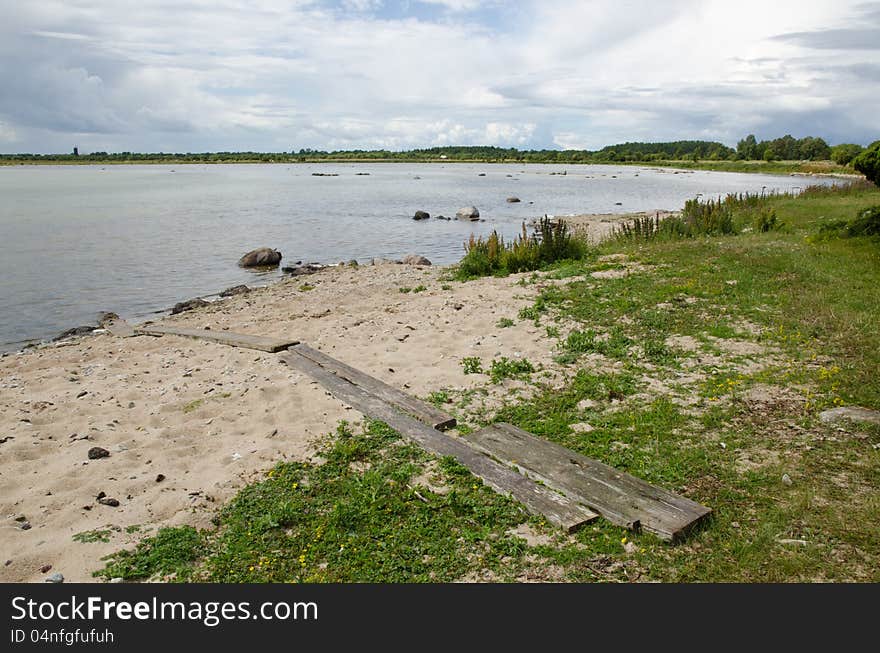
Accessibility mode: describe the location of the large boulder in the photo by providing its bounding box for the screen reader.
[401,254,432,266]
[413,211,430,220]
[456,206,480,221]
[238,248,282,268]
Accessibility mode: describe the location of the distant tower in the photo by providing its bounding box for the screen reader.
[73,147,79,156]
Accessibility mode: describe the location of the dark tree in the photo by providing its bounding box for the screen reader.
[853,141,880,186]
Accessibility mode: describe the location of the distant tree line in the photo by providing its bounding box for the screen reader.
[735,134,868,164]
[0,136,871,166]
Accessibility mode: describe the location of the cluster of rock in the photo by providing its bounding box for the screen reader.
[411,206,481,221]
[51,312,122,342]
[171,298,209,315]
[282,262,326,276]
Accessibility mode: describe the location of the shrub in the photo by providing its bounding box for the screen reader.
[456,217,590,279]
[853,141,880,186]
[831,143,864,166]
[754,207,783,232]
[461,357,483,375]
[680,197,736,235]
[488,357,535,383]
[846,206,880,237]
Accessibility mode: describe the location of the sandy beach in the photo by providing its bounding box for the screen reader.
[0,254,591,583]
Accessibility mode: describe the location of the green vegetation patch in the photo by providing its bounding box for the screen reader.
[96,421,531,582]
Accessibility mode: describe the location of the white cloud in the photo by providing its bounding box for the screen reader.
[0,0,877,153]
[0,120,17,142]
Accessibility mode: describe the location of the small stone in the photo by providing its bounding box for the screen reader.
[76,390,88,399]
[128,402,135,409]
[40,564,52,573]
[4,560,11,566]
[98,497,120,507]
[88,447,110,460]
[624,541,637,554]
[14,514,27,522]
[44,573,64,583]
[110,577,124,584]
[781,473,793,486]
[155,474,166,483]
[19,521,32,531]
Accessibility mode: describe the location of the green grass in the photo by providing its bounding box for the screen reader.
[73,529,113,544]
[95,421,532,582]
[496,317,515,328]
[461,357,483,375]
[488,357,535,384]
[95,526,204,581]
[182,399,204,414]
[97,182,880,583]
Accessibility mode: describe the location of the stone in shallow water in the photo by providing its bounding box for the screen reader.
[238,247,282,267]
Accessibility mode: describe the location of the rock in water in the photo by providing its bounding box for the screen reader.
[238,248,282,268]
[456,206,480,221]
[401,254,432,266]
[171,298,209,315]
[413,211,430,220]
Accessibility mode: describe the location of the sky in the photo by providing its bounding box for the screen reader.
[0,0,878,154]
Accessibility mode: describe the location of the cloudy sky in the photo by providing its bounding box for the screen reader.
[1,0,878,153]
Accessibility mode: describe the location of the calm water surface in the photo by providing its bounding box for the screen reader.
[0,162,828,349]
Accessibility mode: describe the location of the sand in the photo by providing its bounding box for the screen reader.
[0,260,575,583]
[550,210,678,242]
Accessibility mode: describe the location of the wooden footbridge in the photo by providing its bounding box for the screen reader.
[111,320,711,541]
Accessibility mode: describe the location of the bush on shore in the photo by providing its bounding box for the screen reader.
[456,217,589,279]
[853,141,880,187]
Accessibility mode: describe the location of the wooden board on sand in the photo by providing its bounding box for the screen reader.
[280,349,598,532]
[134,325,298,353]
[467,422,712,541]
[291,343,456,431]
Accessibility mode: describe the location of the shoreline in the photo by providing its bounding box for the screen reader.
[3,209,658,355]
[0,159,863,180]
[0,259,565,582]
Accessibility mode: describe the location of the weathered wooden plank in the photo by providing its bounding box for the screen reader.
[292,343,456,431]
[467,423,711,541]
[134,325,298,353]
[280,351,598,532]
